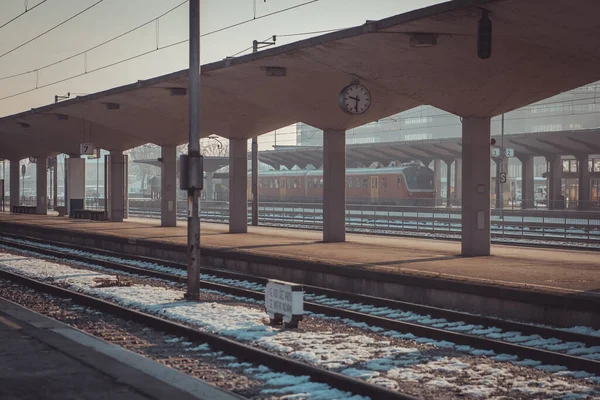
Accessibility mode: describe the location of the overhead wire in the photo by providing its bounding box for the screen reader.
[0,0,48,31]
[0,0,188,82]
[0,0,104,59]
[0,0,321,101]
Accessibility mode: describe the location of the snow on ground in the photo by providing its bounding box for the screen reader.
[0,251,599,399]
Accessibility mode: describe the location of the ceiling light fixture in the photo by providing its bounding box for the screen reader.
[18,122,30,128]
[169,87,187,96]
[261,66,287,77]
[104,102,120,110]
[477,9,492,59]
[409,33,438,47]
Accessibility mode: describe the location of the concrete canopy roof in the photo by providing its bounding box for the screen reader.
[258,129,600,168]
[1,0,600,160]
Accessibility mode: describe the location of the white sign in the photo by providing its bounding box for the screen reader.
[80,143,96,156]
[492,147,514,158]
[265,279,303,328]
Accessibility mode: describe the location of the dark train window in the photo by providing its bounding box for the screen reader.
[362,178,368,189]
[397,176,402,187]
[404,167,434,190]
[382,177,387,188]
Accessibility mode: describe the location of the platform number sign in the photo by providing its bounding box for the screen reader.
[80,143,95,156]
[500,172,507,184]
[492,148,514,158]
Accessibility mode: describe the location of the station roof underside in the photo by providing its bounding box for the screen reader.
[1,0,599,161]
[259,129,600,168]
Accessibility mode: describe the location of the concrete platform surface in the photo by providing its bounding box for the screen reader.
[0,296,242,400]
[1,213,599,296]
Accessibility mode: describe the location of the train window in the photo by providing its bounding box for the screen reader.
[348,178,353,188]
[382,177,387,188]
[362,178,368,189]
[397,176,402,187]
[356,178,360,188]
[313,178,318,188]
[259,180,263,189]
[275,179,279,188]
[319,179,324,188]
[293,179,297,189]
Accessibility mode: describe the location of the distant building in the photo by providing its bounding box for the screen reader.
[296,81,600,146]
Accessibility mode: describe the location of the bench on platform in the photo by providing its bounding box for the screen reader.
[71,209,91,219]
[12,205,37,214]
[71,209,106,221]
[89,210,106,221]
[54,206,66,217]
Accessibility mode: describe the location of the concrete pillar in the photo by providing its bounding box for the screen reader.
[578,155,590,211]
[35,158,48,215]
[323,129,346,242]
[205,171,214,201]
[445,160,453,207]
[461,117,491,257]
[546,156,562,210]
[9,159,20,209]
[519,156,534,209]
[229,139,248,233]
[454,158,462,206]
[160,145,177,227]
[65,157,85,216]
[433,159,442,207]
[109,150,125,222]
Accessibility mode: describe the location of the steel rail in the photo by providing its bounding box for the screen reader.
[0,266,413,400]
[2,237,600,376]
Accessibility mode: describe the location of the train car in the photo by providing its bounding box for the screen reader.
[247,165,435,205]
[251,169,309,202]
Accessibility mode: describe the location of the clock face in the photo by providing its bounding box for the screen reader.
[338,84,371,115]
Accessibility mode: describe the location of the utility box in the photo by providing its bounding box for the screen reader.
[265,279,304,328]
[179,155,204,191]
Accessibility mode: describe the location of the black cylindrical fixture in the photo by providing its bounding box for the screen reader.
[477,9,492,59]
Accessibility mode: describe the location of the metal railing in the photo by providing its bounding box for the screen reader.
[126,200,600,245]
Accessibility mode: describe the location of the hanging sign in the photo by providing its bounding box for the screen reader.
[80,143,97,156]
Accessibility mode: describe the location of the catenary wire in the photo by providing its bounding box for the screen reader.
[0,0,187,81]
[0,0,48,31]
[0,0,104,59]
[0,0,319,93]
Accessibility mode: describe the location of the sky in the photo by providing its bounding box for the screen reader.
[0,0,444,150]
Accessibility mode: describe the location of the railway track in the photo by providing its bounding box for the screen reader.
[0,250,410,400]
[2,234,600,380]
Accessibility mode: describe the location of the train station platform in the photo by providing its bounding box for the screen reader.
[1,212,600,328]
[0,297,241,400]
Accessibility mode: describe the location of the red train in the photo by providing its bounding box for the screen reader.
[249,165,435,205]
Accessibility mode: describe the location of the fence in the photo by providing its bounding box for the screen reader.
[127,200,600,245]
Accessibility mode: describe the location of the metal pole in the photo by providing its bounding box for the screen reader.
[251,137,258,226]
[251,43,259,227]
[186,0,201,300]
[500,113,505,208]
[53,160,58,208]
